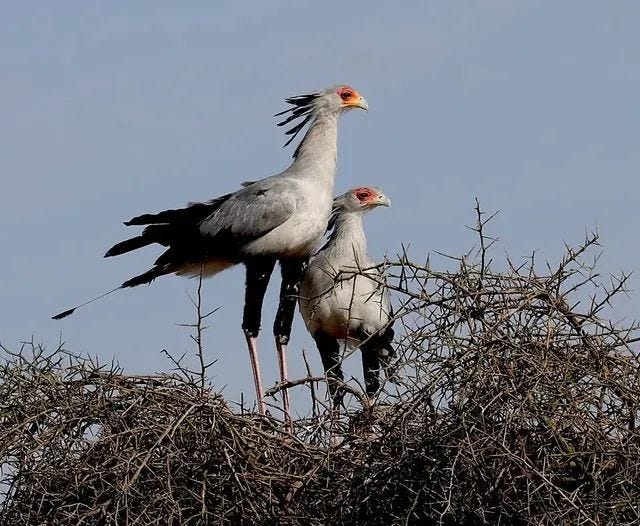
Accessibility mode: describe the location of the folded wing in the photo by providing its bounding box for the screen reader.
[105,178,297,287]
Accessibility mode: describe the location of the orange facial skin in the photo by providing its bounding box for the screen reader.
[336,86,367,109]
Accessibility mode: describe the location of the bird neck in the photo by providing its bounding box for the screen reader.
[290,113,338,184]
[325,213,368,263]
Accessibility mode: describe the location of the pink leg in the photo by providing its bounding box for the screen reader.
[245,334,266,414]
[276,341,292,426]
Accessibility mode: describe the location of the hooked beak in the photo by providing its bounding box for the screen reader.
[353,96,369,111]
[375,194,391,207]
[344,95,368,111]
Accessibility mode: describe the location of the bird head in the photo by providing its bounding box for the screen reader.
[275,85,368,148]
[308,85,368,116]
[324,187,390,236]
[341,186,391,212]
[330,85,369,112]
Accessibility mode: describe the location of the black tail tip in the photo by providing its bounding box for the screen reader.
[52,308,75,320]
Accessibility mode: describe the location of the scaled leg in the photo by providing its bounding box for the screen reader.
[242,258,276,414]
[313,331,344,407]
[273,257,309,422]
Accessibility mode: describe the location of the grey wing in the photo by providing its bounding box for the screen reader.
[200,178,296,242]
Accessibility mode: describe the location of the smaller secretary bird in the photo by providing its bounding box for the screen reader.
[299,187,395,406]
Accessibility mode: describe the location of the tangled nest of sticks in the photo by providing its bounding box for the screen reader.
[2,216,639,525]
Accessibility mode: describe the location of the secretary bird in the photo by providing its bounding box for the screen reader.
[53,85,368,420]
[299,186,395,406]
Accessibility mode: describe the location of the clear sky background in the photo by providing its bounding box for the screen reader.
[1,1,638,414]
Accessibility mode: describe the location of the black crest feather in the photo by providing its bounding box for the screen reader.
[325,204,340,235]
[315,203,341,254]
[274,93,318,156]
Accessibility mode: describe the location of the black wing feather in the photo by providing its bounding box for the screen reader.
[104,235,151,258]
[124,196,231,226]
[105,196,232,259]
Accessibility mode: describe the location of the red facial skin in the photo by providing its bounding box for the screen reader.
[336,86,358,104]
[353,187,378,205]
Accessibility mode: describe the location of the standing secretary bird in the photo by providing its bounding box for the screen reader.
[53,85,369,420]
[299,186,395,406]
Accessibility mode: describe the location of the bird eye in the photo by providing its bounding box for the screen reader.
[340,91,352,101]
[355,190,371,201]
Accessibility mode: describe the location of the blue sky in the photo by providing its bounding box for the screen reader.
[1,1,638,413]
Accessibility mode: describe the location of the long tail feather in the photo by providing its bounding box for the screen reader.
[56,192,234,319]
[52,286,122,320]
[52,262,176,320]
[121,266,173,288]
